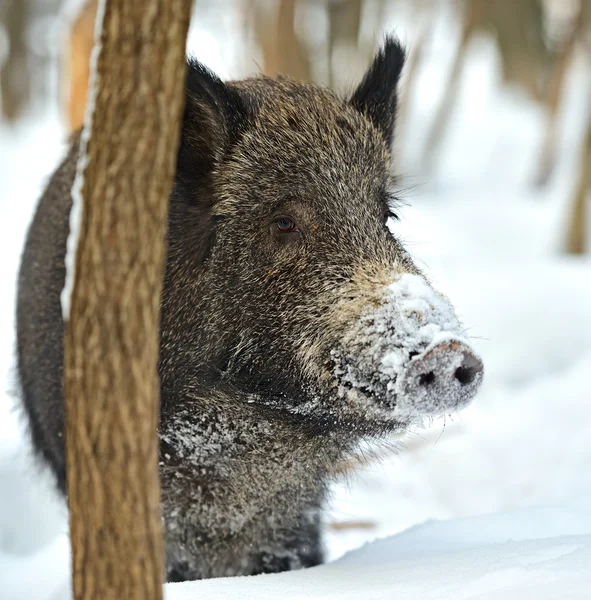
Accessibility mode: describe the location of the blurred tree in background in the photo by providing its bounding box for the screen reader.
[0,0,61,121]
[1,0,589,253]
[66,0,96,132]
[0,0,31,122]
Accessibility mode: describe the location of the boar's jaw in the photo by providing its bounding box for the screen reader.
[331,274,483,424]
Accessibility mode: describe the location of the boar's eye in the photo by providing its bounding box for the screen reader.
[274,216,299,234]
[270,215,303,243]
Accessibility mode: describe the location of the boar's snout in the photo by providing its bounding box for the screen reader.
[331,273,483,422]
[395,337,483,416]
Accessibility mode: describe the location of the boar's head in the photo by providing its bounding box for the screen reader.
[160,37,483,438]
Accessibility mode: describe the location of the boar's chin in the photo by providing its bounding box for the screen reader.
[330,274,483,425]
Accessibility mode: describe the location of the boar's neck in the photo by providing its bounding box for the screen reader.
[158,391,350,579]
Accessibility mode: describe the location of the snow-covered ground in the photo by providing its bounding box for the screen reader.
[1,6,591,599]
[167,506,591,600]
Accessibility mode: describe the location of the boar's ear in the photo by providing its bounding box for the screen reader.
[349,36,406,147]
[177,59,249,178]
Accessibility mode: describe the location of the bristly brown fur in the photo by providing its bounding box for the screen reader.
[17,36,420,581]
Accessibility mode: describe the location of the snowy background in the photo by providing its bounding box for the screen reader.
[1,2,591,599]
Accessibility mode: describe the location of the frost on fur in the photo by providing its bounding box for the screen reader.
[332,274,483,422]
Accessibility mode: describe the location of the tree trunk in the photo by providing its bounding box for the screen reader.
[564,113,591,255]
[421,2,476,174]
[253,0,312,82]
[66,0,98,133]
[0,0,31,121]
[63,2,192,599]
[327,0,363,89]
[533,2,589,188]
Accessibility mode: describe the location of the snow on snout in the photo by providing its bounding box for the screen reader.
[333,273,483,420]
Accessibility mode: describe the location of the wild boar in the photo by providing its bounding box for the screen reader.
[16,37,483,581]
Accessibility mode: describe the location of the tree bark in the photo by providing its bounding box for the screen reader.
[63,2,192,599]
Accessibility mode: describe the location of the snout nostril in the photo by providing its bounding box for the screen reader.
[454,365,475,385]
[454,353,482,385]
[419,371,436,386]
[397,340,483,415]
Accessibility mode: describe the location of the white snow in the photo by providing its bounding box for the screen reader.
[164,506,591,600]
[2,5,591,600]
[60,0,106,320]
[336,273,462,383]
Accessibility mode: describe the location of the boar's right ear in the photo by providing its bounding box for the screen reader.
[349,36,406,148]
[177,59,249,178]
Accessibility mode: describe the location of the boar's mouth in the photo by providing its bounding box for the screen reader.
[329,274,484,423]
[200,274,482,433]
[330,346,401,412]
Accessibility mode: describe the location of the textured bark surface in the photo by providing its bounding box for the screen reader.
[63,1,192,599]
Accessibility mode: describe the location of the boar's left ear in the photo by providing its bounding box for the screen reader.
[178,59,250,179]
[349,36,406,147]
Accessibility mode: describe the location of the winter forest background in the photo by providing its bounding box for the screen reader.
[1,1,591,598]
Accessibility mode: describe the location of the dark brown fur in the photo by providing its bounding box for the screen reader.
[17,38,431,580]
